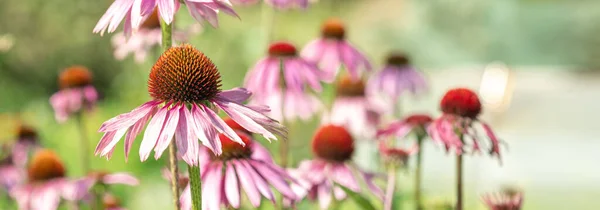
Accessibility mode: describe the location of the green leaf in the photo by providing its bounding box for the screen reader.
[336,184,377,210]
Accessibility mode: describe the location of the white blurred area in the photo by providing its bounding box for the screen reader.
[397,65,600,209]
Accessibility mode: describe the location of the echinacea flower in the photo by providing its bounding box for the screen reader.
[378,141,418,166]
[95,44,286,166]
[10,149,72,210]
[111,9,200,63]
[49,66,98,123]
[179,131,297,209]
[301,18,371,82]
[428,88,502,160]
[94,0,238,35]
[481,191,523,210]
[325,75,382,138]
[0,149,23,193]
[377,114,433,141]
[367,53,428,113]
[65,171,139,202]
[11,124,41,167]
[244,41,325,121]
[288,125,384,209]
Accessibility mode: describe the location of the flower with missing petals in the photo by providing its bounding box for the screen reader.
[324,75,382,138]
[428,88,502,160]
[111,9,200,63]
[481,191,523,210]
[179,132,297,209]
[49,66,98,123]
[367,53,428,113]
[301,18,371,82]
[244,41,326,121]
[11,150,72,210]
[287,125,383,209]
[377,114,433,141]
[95,44,286,166]
[94,0,238,35]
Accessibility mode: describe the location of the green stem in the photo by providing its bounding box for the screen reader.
[415,137,424,210]
[188,165,202,210]
[75,112,90,174]
[260,3,275,45]
[383,164,397,210]
[160,18,173,51]
[169,143,181,210]
[456,154,463,210]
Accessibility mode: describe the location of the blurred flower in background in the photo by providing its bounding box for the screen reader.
[95,45,286,166]
[10,124,41,167]
[65,171,139,203]
[0,34,15,53]
[231,0,311,10]
[302,18,371,82]
[288,124,383,209]
[245,41,326,122]
[180,132,297,209]
[481,191,523,210]
[103,193,126,210]
[0,145,22,193]
[49,66,98,123]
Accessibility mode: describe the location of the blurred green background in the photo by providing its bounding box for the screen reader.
[2,0,600,209]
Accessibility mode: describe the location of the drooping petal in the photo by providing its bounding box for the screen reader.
[224,163,241,208]
[232,160,261,207]
[102,173,139,185]
[139,105,169,161]
[250,160,296,199]
[99,100,160,132]
[317,181,333,209]
[239,160,274,201]
[153,105,181,160]
[331,164,360,192]
[124,107,155,160]
[157,0,176,24]
[199,104,244,145]
[213,99,287,141]
[202,163,223,210]
[217,88,251,104]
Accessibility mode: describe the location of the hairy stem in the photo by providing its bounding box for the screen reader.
[189,165,202,210]
[161,18,173,51]
[169,143,181,210]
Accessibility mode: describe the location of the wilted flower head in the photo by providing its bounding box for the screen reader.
[49,66,98,123]
[367,53,428,113]
[11,149,71,210]
[325,75,381,138]
[481,191,523,210]
[288,125,383,209]
[301,18,371,82]
[378,141,418,166]
[245,41,326,121]
[377,114,433,141]
[428,88,502,160]
[94,0,238,35]
[180,131,297,209]
[111,9,200,63]
[95,44,286,166]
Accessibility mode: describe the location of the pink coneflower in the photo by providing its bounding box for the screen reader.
[325,75,381,138]
[377,114,433,141]
[0,150,23,193]
[481,192,523,210]
[11,125,41,167]
[65,171,139,202]
[428,88,501,158]
[95,44,286,166]
[301,18,371,82]
[289,125,384,209]
[94,0,238,35]
[10,149,71,210]
[49,66,98,123]
[378,141,418,166]
[179,132,297,209]
[244,41,325,122]
[111,9,199,63]
[367,53,427,113]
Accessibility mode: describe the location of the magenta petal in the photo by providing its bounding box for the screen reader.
[250,161,296,199]
[140,0,157,15]
[202,163,223,210]
[139,105,169,161]
[224,163,241,208]
[240,160,274,201]
[200,104,244,145]
[481,122,502,158]
[232,160,261,207]
[177,106,196,165]
[217,88,251,104]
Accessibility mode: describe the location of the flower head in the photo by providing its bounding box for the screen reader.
[11,149,71,210]
[94,0,238,35]
[428,88,502,161]
[367,52,428,113]
[481,191,523,210]
[96,44,286,166]
[50,66,98,123]
[180,132,297,209]
[325,75,382,138]
[377,114,433,141]
[245,41,325,122]
[65,170,139,203]
[301,18,371,82]
[287,125,383,209]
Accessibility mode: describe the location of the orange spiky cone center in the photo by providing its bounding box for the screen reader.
[336,75,365,97]
[268,42,298,57]
[140,9,161,29]
[148,44,222,103]
[215,132,253,160]
[59,66,92,89]
[321,18,346,40]
[27,150,66,182]
[386,53,410,67]
[312,125,354,162]
[440,88,482,119]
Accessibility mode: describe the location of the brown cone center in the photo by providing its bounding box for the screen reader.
[140,9,161,29]
[321,19,346,40]
[268,42,297,57]
[336,75,365,97]
[386,53,410,67]
[59,66,92,89]
[312,125,354,162]
[28,150,66,182]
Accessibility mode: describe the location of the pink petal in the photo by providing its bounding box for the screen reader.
[213,99,287,141]
[199,104,244,145]
[139,105,169,161]
[317,181,333,209]
[249,161,296,199]
[108,0,136,33]
[140,0,157,15]
[180,184,192,210]
[176,107,194,165]
[153,105,181,160]
[217,88,251,104]
[224,163,240,208]
[97,128,128,157]
[239,160,274,201]
[249,143,274,163]
[232,160,261,207]
[157,0,176,24]
[202,163,223,210]
[103,173,139,185]
[190,105,223,155]
[331,164,360,192]
[99,100,159,132]
[124,108,155,160]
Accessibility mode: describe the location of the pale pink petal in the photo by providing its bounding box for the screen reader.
[140,0,157,15]
[249,143,274,163]
[232,160,261,207]
[153,105,181,159]
[99,100,160,132]
[124,107,155,160]
[176,107,194,165]
[102,173,139,185]
[108,0,136,33]
[213,99,287,141]
[217,88,251,104]
[180,185,192,210]
[202,163,223,210]
[317,181,333,209]
[157,0,176,24]
[250,161,296,199]
[200,104,243,145]
[331,164,360,192]
[224,163,240,208]
[139,105,169,161]
[239,160,274,201]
